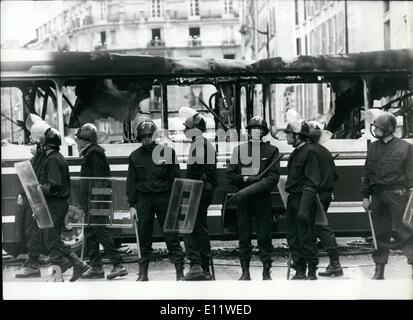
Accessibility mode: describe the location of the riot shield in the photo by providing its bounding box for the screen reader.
[68,177,132,228]
[14,160,54,229]
[163,179,203,234]
[402,190,413,230]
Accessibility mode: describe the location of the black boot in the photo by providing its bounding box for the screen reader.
[307,264,318,280]
[318,254,344,277]
[372,263,385,280]
[201,259,213,280]
[183,263,205,281]
[137,261,149,281]
[239,260,251,280]
[262,261,272,280]
[175,263,185,281]
[291,263,307,280]
[67,252,89,282]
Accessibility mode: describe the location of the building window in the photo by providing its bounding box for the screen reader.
[150,28,164,46]
[100,31,106,46]
[223,54,235,59]
[383,1,390,13]
[100,0,107,20]
[151,0,163,18]
[190,0,200,17]
[270,7,276,36]
[384,20,390,50]
[189,27,201,46]
[110,30,116,47]
[296,38,301,55]
[295,0,299,25]
[224,0,234,15]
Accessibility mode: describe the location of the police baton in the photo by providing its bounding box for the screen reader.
[133,215,142,259]
[287,252,292,280]
[258,153,285,179]
[366,208,378,251]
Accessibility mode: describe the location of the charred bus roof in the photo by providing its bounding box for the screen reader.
[1,48,412,81]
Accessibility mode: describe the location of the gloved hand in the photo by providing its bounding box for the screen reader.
[130,207,137,221]
[362,198,371,212]
[298,190,315,223]
[246,176,260,185]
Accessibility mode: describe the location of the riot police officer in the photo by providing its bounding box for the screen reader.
[181,113,217,281]
[284,120,320,280]
[361,111,413,279]
[15,120,50,278]
[38,128,89,282]
[126,120,185,281]
[227,116,280,280]
[307,121,343,277]
[76,123,128,280]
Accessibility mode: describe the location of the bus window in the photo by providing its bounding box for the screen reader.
[165,83,216,142]
[269,83,333,139]
[1,87,24,145]
[63,78,156,144]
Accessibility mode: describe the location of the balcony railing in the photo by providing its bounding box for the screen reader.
[188,37,202,47]
[148,39,165,47]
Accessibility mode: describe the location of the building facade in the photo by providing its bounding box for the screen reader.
[30,0,242,60]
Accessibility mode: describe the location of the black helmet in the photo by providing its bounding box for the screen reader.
[246,115,269,136]
[183,113,206,132]
[75,123,97,144]
[371,112,397,137]
[136,120,157,142]
[284,120,310,138]
[44,128,62,147]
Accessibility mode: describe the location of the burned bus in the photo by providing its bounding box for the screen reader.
[1,48,412,257]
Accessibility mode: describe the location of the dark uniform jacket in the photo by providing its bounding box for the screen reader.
[80,144,111,178]
[79,144,111,212]
[186,136,217,192]
[285,143,320,194]
[361,137,413,198]
[227,141,280,193]
[311,143,338,192]
[126,143,181,207]
[39,147,71,200]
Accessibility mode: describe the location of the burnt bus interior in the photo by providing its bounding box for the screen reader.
[1,49,412,256]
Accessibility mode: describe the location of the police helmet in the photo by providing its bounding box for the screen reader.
[284,120,310,138]
[44,128,62,147]
[136,120,157,142]
[75,123,98,144]
[246,115,269,136]
[371,112,397,136]
[308,121,322,143]
[183,113,206,132]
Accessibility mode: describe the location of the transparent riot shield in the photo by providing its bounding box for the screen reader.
[68,177,132,228]
[14,160,54,229]
[402,190,413,230]
[163,179,203,234]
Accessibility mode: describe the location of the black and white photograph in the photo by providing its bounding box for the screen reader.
[1,0,412,304]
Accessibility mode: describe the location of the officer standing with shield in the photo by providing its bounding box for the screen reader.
[75,123,128,280]
[15,119,50,278]
[38,128,89,282]
[181,113,217,281]
[284,120,320,280]
[127,120,185,281]
[307,121,343,277]
[227,116,280,280]
[361,111,413,279]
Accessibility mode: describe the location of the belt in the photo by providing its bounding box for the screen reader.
[372,185,407,192]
